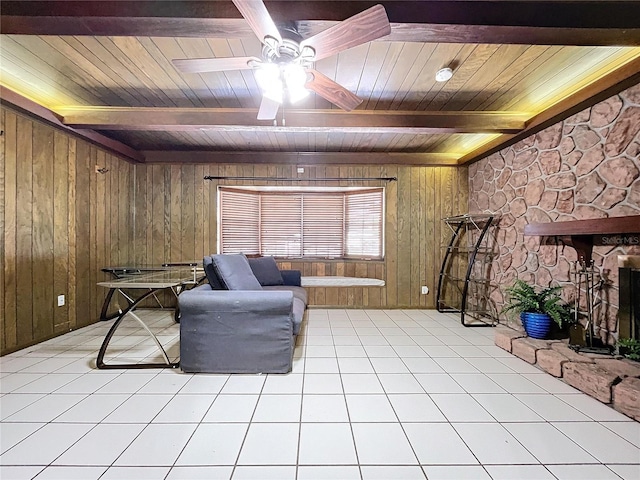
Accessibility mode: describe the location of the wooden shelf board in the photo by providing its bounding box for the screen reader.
[524,215,640,237]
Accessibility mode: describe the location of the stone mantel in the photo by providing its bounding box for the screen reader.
[524,215,640,262]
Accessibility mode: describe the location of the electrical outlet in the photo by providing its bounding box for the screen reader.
[421,286,429,295]
[297,167,305,174]
[57,294,65,307]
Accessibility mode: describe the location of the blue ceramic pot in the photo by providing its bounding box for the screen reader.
[521,312,552,339]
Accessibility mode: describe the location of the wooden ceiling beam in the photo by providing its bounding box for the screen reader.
[143,151,460,166]
[0,87,144,163]
[3,1,639,46]
[59,108,527,134]
[4,1,637,28]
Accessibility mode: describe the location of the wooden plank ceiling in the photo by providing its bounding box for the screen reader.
[1,1,640,165]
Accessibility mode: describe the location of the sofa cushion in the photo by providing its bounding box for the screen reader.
[248,256,284,286]
[263,285,308,305]
[203,255,225,290]
[212,254,262,290]
[292,297,306,335]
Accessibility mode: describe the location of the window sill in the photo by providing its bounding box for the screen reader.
[275,257,385,263]
[301,276,385,287]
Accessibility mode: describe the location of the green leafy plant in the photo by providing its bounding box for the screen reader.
[617,338,640,361]
[502,279,572,328]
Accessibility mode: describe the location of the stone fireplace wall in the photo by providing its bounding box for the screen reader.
[469,83,640,342]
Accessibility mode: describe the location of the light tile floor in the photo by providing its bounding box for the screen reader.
[1,309,639,480]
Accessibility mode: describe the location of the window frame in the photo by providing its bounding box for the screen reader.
[217,186,385,260]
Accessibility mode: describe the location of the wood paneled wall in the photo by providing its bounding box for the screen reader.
[1,104,468,354]
[132,163,469,308]
[1,106,134,355]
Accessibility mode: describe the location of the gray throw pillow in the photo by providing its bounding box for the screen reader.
[212,254,262,290]
[248,256,284,286]
[203,255,225,290]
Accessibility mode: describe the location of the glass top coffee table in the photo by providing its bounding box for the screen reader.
[96,266,203,369]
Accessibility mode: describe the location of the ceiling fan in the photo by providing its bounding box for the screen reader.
[172,0,391,120]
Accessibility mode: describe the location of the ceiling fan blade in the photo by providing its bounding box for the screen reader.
[300,4,390,61]
[232,0,282,45]
[172,56,260,74]
[305,69,363,111]
[257,96,281,120]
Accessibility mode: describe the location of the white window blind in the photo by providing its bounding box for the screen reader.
[218,187,384,259]
[302,194,344,257]
[345,190,383,258]
[219,188,260,254]
[261,194,302,257]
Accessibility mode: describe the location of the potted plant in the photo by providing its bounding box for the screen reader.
[502,279,571,339]
[617,338,640,361]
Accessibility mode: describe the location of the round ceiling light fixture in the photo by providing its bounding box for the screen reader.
[435,67,453,82]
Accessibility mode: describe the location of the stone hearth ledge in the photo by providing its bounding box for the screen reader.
[495,327,640,421]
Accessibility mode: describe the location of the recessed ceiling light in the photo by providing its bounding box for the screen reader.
[435,67,453,82]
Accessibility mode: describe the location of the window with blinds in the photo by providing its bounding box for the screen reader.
[218,187,384,259]
[219,188,260,254]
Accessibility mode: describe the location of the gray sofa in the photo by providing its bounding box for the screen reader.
[179,254,307,374]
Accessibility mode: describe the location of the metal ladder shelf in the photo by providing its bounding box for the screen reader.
[437,213,497,327]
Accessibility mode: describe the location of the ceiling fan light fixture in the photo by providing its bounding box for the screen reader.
[288,84,309,104]
[283,64,308,104]
[254,63,280,91]
[283,64,307,87]
[263,83,284,104]
[435,67,454,82]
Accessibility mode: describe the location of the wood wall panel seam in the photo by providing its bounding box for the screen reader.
[95,149,107,324]
[53,130,70,330]
[15,115,34,345]
[1,109,13,350]
[89,146,98,322]
[31,122,55,340]
[67,138,77,331]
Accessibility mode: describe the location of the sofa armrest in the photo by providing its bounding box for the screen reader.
[280,269,302,287]
[180,289,294,318]
[179,289,295,373]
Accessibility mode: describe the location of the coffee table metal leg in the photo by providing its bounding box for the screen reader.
[96,288,179,370]
[127,310,172,365]
[99,288,135,321]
